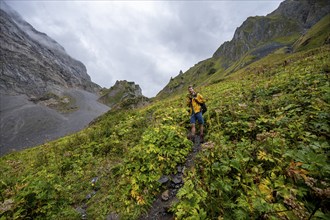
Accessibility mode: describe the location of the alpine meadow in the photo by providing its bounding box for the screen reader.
[1,0,330,219]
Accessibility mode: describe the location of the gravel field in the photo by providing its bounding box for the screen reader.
[0,89,110,156]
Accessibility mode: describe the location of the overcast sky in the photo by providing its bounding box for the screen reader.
[5,0,282,97]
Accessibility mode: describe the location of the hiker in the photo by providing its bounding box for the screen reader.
[187,85,206,143]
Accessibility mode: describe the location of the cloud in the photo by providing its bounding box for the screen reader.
[5,0,282,97]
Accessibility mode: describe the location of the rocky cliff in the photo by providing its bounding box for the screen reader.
[0,2,100,98]
[269,0,330,29]
[213,0,330,68]
[0,2,110,156]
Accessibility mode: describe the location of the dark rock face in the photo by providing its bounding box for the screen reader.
[0,2,100,98]
[269,0,330,29]
[213,0,330,66]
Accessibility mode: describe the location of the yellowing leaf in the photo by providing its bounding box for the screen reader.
[257,150,267,160]
[258,178,273,202]
[136,195,145,205]
[131,189,138,198]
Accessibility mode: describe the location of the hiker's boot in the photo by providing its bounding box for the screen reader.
[200,134,204,143]
[192,135,196,143]
[188,134,196,143]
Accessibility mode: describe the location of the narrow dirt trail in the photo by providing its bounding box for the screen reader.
[79,136,203,220]
[138,136,202,220]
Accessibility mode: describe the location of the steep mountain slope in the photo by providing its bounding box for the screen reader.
[293,14,330,52]
[213,0,330,67]
[0,2,100,97]
[0,0,329,219]
[156,0,330,99]
[0,2,110,155]
[269,0,330,28]
[1,45,328,220]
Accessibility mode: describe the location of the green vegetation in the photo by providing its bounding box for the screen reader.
[172,46,330,219]
[99,89,125,106]
[2,9,330,218]
[1,44,329,219]
[0,97,192,219]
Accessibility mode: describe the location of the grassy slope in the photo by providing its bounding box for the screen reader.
[174,45,330,219]
[0,97,192,219]
[1,14,330,218]
[1,44,329,219]
[293,14,330,52]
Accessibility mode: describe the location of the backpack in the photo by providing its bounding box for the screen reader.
[200,102,207,114]
[194,98,207,114]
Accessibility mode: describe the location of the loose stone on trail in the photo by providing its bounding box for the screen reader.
[172,175,182,185]
[158,175,169,185]
[161,190,170,201]
[177,165,184,173]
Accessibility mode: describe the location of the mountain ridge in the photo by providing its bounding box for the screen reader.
[269,0,330,28]
[156,0,330,99]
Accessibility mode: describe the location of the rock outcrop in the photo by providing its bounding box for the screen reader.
[98,80,150,110]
